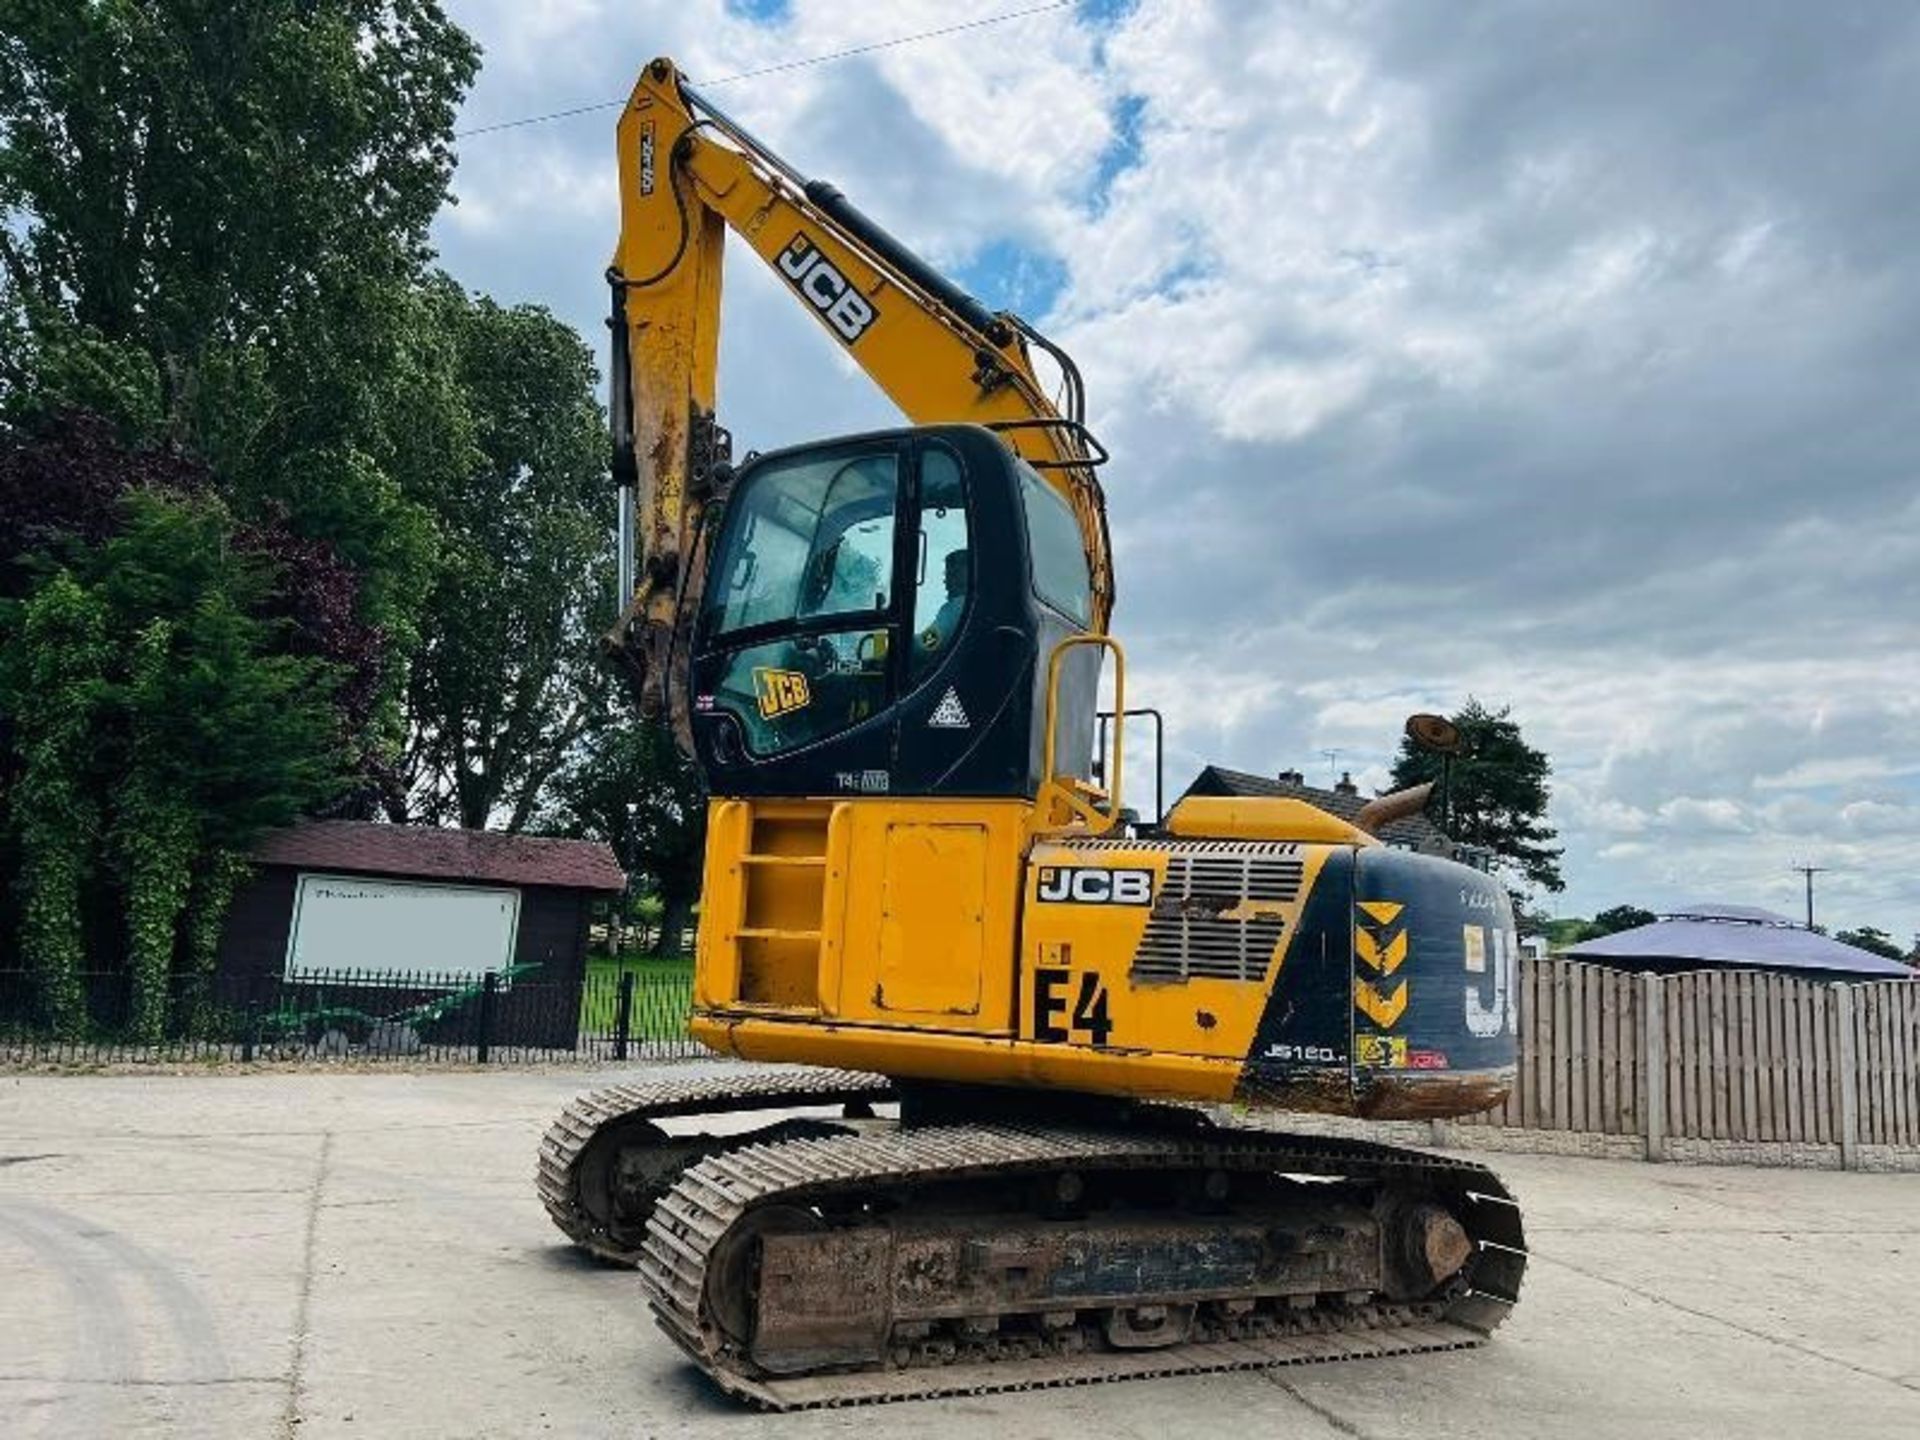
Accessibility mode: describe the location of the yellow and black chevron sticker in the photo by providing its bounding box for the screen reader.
[1353,900,1409,1028]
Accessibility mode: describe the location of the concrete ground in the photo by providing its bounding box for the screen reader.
[1,1065,1916,1439]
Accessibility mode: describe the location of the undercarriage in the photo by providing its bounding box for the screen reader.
[536,1072,1526,1409]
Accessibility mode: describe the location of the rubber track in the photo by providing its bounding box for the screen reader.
[638,1122,1527,1409]
[535,1069,896,1263]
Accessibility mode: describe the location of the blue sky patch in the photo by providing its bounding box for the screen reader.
[1076,0,1140,26]
[724,0,791,23]
[953,238,1068,318]
[1092,93,1146,212]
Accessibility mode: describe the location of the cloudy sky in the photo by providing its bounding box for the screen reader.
[433,0,1920,943]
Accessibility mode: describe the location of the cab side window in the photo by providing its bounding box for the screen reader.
[703,448,901,757]
[911,449,971,683]
[707,450,897,636]
[1018,465,1091,627]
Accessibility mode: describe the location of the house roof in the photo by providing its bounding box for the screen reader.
[1565,906,1913,979]
[250,821,626,894]
[1181,766,1450,852]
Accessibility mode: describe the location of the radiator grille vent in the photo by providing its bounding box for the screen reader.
[1129,852,1304,983]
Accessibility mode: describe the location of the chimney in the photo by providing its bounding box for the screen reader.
[1334,771,1358,796]
[1276,768,1304,785]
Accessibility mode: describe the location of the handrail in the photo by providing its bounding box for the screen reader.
[1096,706,1164,828]
[1037,634,1125,835]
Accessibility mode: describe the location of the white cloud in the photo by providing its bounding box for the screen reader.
[1657,797,1753,834]
[436,0,1920,942]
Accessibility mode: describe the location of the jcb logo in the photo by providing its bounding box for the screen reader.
[777,235,878,343]
[1464,924,1519,1038]
[752,667,811,719]
[1035,866,1152,906]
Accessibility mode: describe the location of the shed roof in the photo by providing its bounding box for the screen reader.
[1565,906,1912,979]
[250,821,626,894]
[1182,766,1450,852]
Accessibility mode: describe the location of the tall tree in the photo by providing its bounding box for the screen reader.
[538,719,707,958]
[1390,698,1565,894]
[0,0,480,774]
[391,282,612,831]
[0,0,477,435]
[1,420,350,1036]
[5,571,111,1037]
[2,496,352,1036]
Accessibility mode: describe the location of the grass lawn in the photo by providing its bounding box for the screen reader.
[581,952,694,1038]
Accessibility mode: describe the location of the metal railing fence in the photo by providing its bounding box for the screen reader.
[0,963,703,1065]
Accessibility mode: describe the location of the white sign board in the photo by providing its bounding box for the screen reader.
[286,874,520,982]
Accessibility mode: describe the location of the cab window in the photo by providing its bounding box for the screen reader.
[911,448,971,681]
[700,446,900,758]
[706,450,898,636]
[1018,464,1091,626]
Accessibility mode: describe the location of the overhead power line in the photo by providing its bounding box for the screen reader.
[454,2,1076,140]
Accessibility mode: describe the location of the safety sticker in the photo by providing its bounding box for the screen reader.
[1355,1034,1409,1069]
[928,686,970,728]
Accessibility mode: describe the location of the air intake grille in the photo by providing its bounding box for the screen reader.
[1129,852,1304,983]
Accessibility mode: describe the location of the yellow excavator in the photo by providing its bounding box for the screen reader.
[538,58,1526,1409]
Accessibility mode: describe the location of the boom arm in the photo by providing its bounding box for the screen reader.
[604,57,1112,747]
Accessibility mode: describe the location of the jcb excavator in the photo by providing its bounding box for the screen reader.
[538,58,1526,1409]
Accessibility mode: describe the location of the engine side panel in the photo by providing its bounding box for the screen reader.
[1019,836,1516,1117]
[689,799,1516,1119]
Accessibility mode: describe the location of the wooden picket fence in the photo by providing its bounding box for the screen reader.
[1456,958,1920,1164]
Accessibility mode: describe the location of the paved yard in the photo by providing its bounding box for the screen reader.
[1,1064,1916,1438]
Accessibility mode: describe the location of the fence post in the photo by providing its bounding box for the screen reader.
[614,971,634,1062]
[1641,972,1666,1162]
[1834,984,1859,1171]
[477,971,498,1065]
[242,999,259,1065]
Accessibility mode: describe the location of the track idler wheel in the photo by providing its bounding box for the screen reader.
[1384,1200,1474,1300]
[578,1117,857,1260]
[574,1118,680,1254]
[706,1203,827,1357]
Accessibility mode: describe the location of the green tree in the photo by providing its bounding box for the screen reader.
[1589,904,1656,937]
[0,0,480,773]
[390,283,612,831]
[1834,926,1905,963]
[539,719,707,958]
[1390,698,1565,894]
[2,486,347,1038]
[97,492,345,1034]
[4,572,112,1037]
[0,0,477,437]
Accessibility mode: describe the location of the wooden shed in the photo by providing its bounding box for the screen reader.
[217,821,625,1048]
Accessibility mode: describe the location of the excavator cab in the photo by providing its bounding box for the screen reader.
[690,423,1101,801]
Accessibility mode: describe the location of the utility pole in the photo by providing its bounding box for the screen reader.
[1789,864,1827,929]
